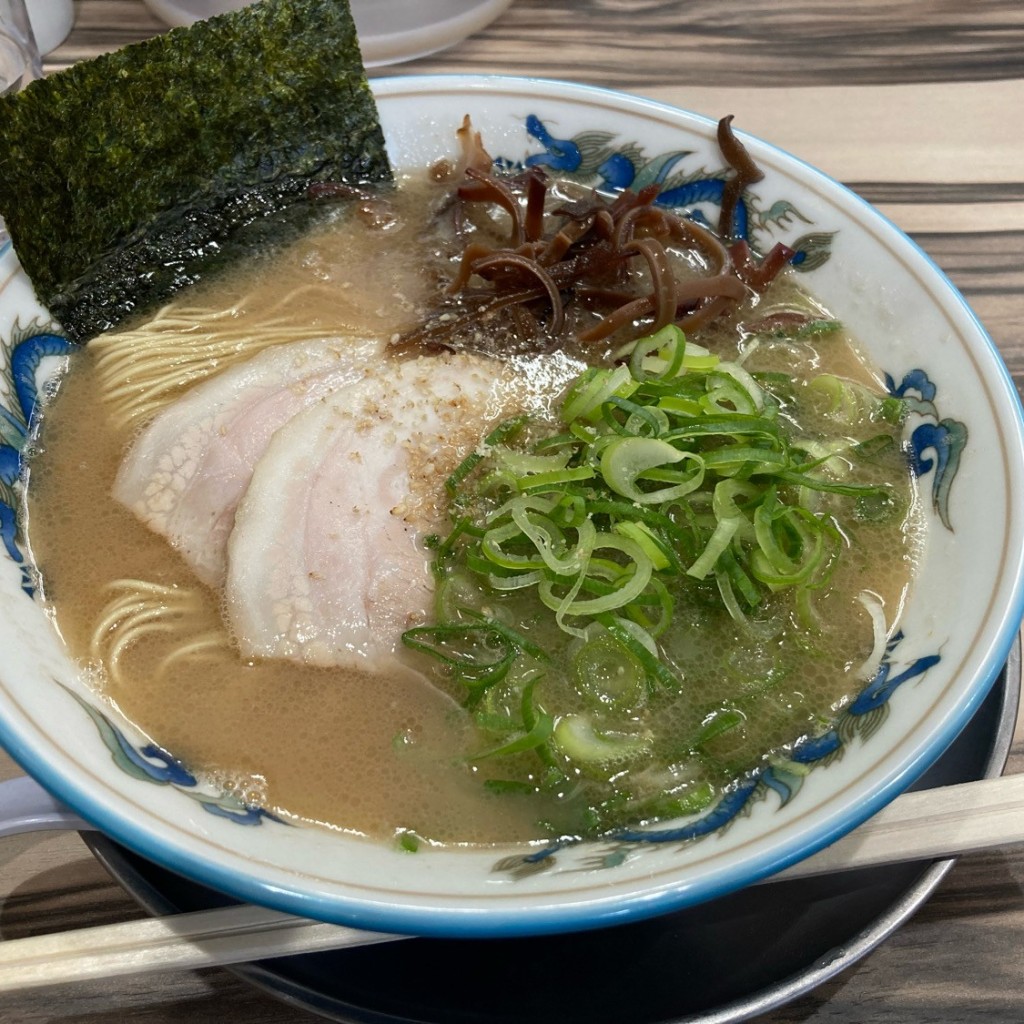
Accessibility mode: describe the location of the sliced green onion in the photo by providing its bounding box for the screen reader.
[552,714,653,773]
[693,706,746,749]
[572,634,646,710]
[470,710,555,760]
[563,364,636,423]
[401,622,519,697]
[663,414,781,443]
[714,361,765,411]
[487,569,545,592]
[686,515,740,579]
[657,395,703,417]
[700,367,762,416]
[599,436,701,504]
[623,577,675,638]
[603,395,671,437]
[512,503,594,576]
[701,446,788,472]
[612,519,674,572]
[445,415,528,496]
[807,374,902,428]
[480,519,548,572]
[626,324,692,381]
[396,831,421,853]
[594,611,681,690]
[491,446,571,475]
[516,465,595,492]
[541,532,652,617]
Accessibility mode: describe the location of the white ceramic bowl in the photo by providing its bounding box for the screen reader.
[1,75,1022,937]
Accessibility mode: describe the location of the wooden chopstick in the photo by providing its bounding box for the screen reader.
[770,771,1024,880]
[2,773,1024,992]
[0,904,405,992]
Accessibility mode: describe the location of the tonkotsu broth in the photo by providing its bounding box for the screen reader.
[25,172,922,846]
[27,181,561,843]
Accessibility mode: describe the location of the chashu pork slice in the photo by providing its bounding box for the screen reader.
[112,335,383,587]
[223,350,582,670]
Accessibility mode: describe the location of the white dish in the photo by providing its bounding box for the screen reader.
[141,0,514,67]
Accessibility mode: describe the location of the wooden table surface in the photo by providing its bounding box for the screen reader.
[2,0,1022,1020]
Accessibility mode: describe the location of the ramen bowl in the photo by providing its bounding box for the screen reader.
[0,75,1022,937]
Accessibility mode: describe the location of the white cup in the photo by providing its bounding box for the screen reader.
[0,0,41,252]
[26,0,72,54]
[0,29,35,95]
[0,0,40,82]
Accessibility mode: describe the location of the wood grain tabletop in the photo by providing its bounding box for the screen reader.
[2,0,1023,1020]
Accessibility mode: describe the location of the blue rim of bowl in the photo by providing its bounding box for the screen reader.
[2,74,1024,938]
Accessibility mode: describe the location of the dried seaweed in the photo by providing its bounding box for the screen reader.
[0,0,391,341]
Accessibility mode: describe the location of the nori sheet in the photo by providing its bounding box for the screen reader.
[0,0,392,342]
